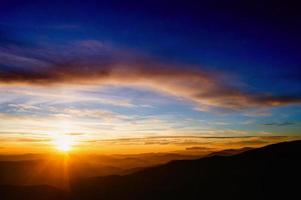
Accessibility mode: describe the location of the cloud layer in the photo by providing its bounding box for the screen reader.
[1,39,301,111]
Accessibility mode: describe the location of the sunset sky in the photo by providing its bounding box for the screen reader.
[0,1,300,153]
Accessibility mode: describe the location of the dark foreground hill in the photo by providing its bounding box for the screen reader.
[0,185,67,200]
[1,140,300,200]
[71,140,301,200]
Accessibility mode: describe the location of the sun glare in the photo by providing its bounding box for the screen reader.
[54,135,73,152]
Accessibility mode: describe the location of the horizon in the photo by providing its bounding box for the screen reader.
[0,135,300,155]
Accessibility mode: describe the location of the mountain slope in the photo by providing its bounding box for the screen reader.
[0,185,68,200]
[71,140,301,200]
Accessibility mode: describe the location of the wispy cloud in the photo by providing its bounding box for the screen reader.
[83,135,299,149]
[243,109,271,117]
[1,39,301,111]
[42,24,81,30]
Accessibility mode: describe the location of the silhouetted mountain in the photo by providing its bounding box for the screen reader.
[1,140,300,200]
[0,154,44,161]
[207,147,254,157]
[0,159,70,188]
[0,152,206,187]
[71,140,301,200]
[0,185,68,200]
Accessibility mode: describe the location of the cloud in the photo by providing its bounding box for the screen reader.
[8,103,41,112]
[42,24,81,30]
[243,109,271,117]
[83,136,300,150]
[0,86,136,108]
[17,138,51,142]
[53,108,128,121]
[263,122,295,126]
[1,39,301,110]
[185,146,213,151]
[226,139,269,146]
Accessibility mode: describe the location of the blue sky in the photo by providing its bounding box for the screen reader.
[0,1,300,152]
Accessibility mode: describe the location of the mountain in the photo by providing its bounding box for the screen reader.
[207,147,254,157]
[0,152,206,187]
[0,185,67,200]
[0,159,71,188]
[71,140,301,200]
[1,140,300,200]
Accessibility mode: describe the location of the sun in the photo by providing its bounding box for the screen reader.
[54,134,73,152]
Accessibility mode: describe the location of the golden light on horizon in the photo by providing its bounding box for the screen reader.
[50,120,75,152]
[54,134,73,152]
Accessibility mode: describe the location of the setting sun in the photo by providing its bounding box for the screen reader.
[54,135,73,152]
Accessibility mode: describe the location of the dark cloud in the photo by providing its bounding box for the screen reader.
[263,122,295,126]
[1,37,301,110]
[185,146,213,151]
[227,140,269,146]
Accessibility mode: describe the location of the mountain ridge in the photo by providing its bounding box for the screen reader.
[71,140,301,200]
[1,140,300,200]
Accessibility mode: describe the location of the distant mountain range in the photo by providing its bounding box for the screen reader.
[0,185,67,200]
[0,152,206,187]
[1,140,300,200]
[71,140,301,200]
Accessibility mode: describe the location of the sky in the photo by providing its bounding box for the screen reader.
[0,1,300,153]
